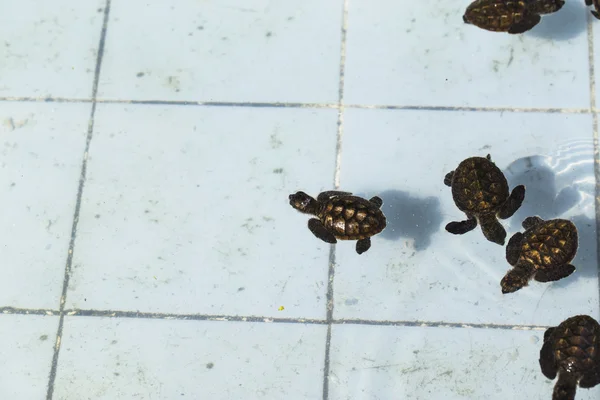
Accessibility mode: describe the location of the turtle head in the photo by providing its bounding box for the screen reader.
[289,191,318,214]
[500,266,531,294]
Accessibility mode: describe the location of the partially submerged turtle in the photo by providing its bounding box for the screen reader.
[463,0,565,34]
[288,190,386,254]
[586,0,600,19]
[500,216,578,294]
[540,315,600,400]
[444,154,525,245]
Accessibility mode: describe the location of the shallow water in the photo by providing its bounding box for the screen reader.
[1,0,600,399]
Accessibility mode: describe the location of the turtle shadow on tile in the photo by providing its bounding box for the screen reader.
[504,155,581,229]
[369,190,443,251]
[527,0,587,41]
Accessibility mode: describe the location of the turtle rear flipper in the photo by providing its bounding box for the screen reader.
[593,10,600,19]
[444,171,454,187]
[356,238,371,255]
[308,219,337,244]
[534,264,576,283]
[445,217,477,235]
[479,214,506,245]
[317,191,352,202]
[506,232,524,266]
[552,374,577,400]
[579,368,600,388]
[508,13,541,34]
[539,339,558,380]
[522,216,544,230]
[497,185,525,219]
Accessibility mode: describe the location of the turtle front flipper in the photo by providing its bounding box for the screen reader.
[443,171,454,187]
[522,216,544,230]
[479,214,506,245]
[497,185,525,219]
[445,216,477,235]
[539,337,558,380]
[586,0,592,5]
[534,264,576,283]
[552,373,577,400]
[369,196,383,208]
[508,13,541,34]
[543,327,555,342]
[308,218,337,244]
[356,238,371,255]
[506,232,524,266]
[317,191,352,202]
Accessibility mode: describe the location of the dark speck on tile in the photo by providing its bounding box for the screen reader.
[273,168,283,174]
[94,214,100,219]
[221,37,228,41]
[266,31,272,37]
[136,72,144,78]
[238,287,245,292]
[198,26,204,30]
[206,362,214,369]
[97,8,103,12]
[39,335,48,341]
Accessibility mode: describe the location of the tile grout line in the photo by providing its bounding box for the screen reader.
[44,2,112,399]
[323,1,349,399]
[0,96,592,114]
[588,14,600,319]
[0,305,552,331]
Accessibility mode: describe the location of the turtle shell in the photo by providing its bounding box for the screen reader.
[318,196,386,240]
[463,0,530,32]
[520,219,578,271]
[527,0,564,15]
[450,156,509,214]
[549,315,600,375]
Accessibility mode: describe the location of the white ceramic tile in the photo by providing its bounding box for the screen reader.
[98,0,343,103]
[328,323,600,400]
[53,317,325,399]
[334,109,597,326]
[0,103,88,309]
[68,104,337,318]
[344,0,590,108]
[0,0,105,98]
[0,314,58,399]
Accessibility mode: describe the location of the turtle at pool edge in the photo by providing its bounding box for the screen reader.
[444,154,525,245]
[463,0,565,34]
[540,315,600,400]
[288,190,386,255]
[501,216,578,294]
[586,0,600,19]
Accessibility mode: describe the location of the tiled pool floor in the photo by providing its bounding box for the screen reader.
[1,0,600,399]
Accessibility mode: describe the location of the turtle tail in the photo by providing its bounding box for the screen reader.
[553,374,577,400]
[478,213,507,245]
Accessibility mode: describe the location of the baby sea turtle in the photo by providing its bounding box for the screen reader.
[540,315,600,400]
[444,154,525,245]
[500,216,577,294]
[463,0,565,34]
[586,0,600,19]
[288,190,386,254]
